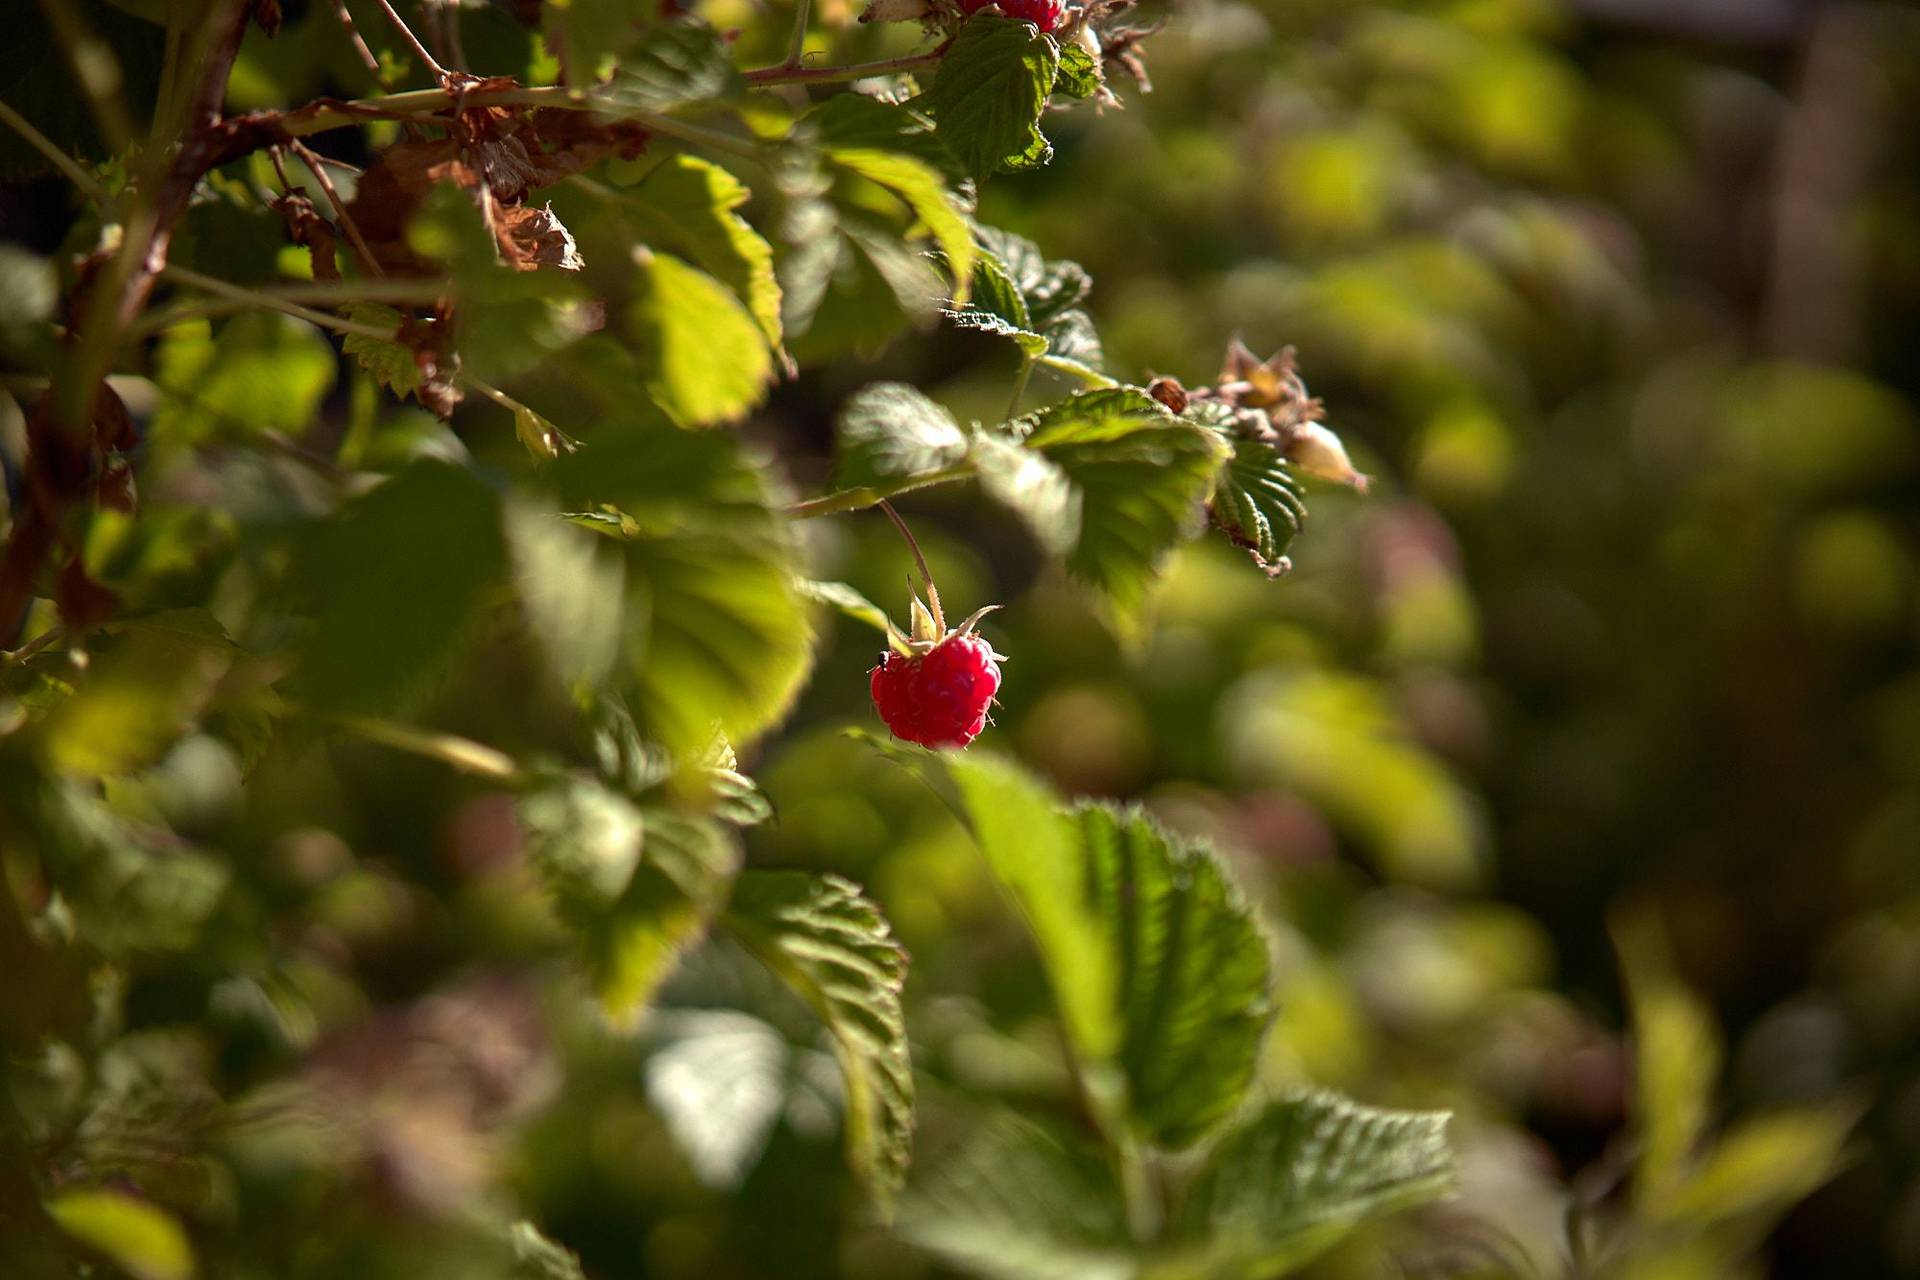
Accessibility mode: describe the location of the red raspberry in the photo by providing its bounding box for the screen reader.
[870,632,1003,749]
[960,0,1064,33]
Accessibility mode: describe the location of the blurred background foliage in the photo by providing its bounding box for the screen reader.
[5,0,1920,1276]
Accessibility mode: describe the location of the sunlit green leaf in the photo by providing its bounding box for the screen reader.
[890,748,1271,1147]
[896,1113,1133,1280]
[629,250,775,426]
[626,155,785,350]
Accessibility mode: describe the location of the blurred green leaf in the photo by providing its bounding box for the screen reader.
[407,186,593,382]
[643,1008,799,1189]
[808,95,976,305]
[38,610,235,778]
[1665,1105,1856,1228]
[628,250,775,426]
[896,1113,1133,1280]
[552,421,812,756]
[47,1188,194,1280]
[546,0,656,86]
[1161,1093,1454,1278]
[925,17,1060,180]
[601,20,744,112]
[151,313,335,443]
[831,382,971,495]
[727,871,913,1204]
[522,774,740,1019]
[291,460,507,714]
[1616,913,1723,1206]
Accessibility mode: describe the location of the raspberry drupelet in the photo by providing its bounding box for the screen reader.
[870,631,1003,749]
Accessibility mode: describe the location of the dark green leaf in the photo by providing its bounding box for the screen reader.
[1191,407,1307,576]
[292,461,507,713]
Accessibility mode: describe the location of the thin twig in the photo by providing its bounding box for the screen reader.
[327,0,385,82]
[156,266,403,339]
[371,0,450,81]
[289,138,384,276]
[1,624,65,669]
[0,100,110,205]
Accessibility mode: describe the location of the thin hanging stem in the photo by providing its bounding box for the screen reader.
[878,499,943,633]
[782,0,814,71]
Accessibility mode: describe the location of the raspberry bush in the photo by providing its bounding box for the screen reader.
[0,0,1876,1277]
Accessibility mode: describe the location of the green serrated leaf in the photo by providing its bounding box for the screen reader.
[552,421,813,757]
[1054,42,1102,99]
[945,307,1049,355]
[627,154,784,349]
[629,250,776,426]
[292,460,507,714]
[978,225,1090,329]
[893,749,1271,1147]
[727,871,914,1205]
[925,17,1061,180]
[1162,1093,1455,1278]
[1195,413,1307,575]
[340,303,421,399]
[988,389,1229,636]
[832,382,971,494]
[896,1112,1134,1280]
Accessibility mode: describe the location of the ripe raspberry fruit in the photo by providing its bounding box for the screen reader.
[871,631,1003,749]
[959,0,1064,33]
